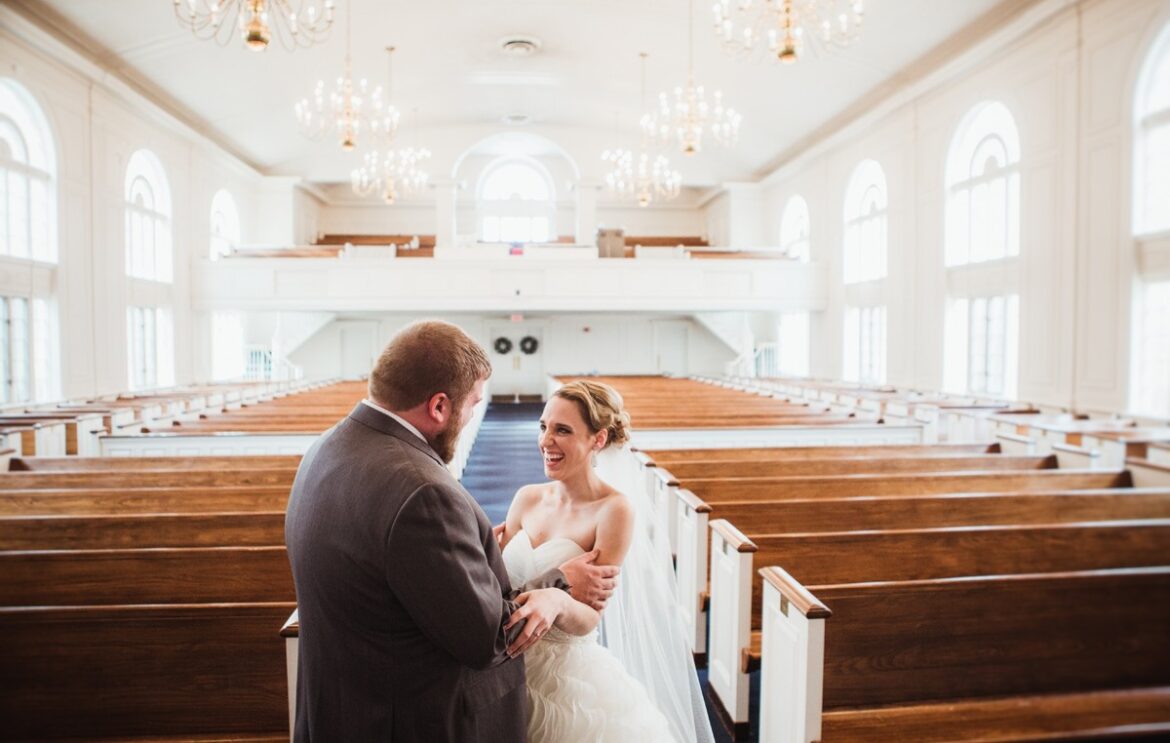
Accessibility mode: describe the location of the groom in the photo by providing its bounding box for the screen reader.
[285,320,618,742]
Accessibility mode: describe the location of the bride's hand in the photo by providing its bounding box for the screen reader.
[560,549,620,611]
[504,588,566,657]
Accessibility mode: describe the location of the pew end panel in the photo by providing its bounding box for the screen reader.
[1129,458,1170,488]
[759,567,831,743]
[652,466,681,556]
[708,519,758,730]
[281,609,300,735]
[675,487,711,656]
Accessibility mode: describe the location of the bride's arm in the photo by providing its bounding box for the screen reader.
[547,495,635,635]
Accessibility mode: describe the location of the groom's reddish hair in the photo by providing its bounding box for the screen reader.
[368,320,492,411]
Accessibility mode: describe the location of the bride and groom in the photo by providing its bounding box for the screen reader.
[286,320,713,742]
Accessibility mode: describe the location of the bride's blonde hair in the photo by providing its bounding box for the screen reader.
[553,380,631,449]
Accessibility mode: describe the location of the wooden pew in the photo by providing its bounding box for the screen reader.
[641,442,1001,462]
[757,566,1170,742]
[0,485,291,515]
[707,517,1170,735]
[0,602,293,740]
[0,546,293,606]
[662,453,1054,479]
[671,468,1129,646]
[0,511,286,549]
[7,454,301,471]
[0,467,298,490]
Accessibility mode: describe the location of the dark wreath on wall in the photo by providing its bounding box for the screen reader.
[519,336,539,355]
[493,337,513,355]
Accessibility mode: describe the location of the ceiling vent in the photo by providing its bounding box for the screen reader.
[500,36,541,58]
[502,113,532,126]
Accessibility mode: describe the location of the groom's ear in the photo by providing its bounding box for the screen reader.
[426,392,450,423]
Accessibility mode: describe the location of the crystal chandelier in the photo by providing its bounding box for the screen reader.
[172,0,335,52]
[712,0,866,63]
[294,9,398,151]
[643,0,742,156]
[352,104,431,205]
[601,54,683,208]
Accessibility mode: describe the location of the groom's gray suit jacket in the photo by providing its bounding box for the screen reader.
[286,403,539,742]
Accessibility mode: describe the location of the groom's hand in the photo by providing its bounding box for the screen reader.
[560,549,620,611]
[492,523,506,548]
[504,589,566,657]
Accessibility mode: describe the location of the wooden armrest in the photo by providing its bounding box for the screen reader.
[633,451,656,468]
[759,566,832,619]
[1052,442,1099,457]
[1127,457,1170,474]
[741,632,763,674]
[280,609,299,638]
[676,488,711,515]
[653,466,680,487]
[710,519,757,553]
[996,431,1036,445]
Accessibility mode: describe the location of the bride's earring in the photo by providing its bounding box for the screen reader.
[591,447,599,468]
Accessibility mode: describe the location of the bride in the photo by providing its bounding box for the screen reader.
[498,380,714,743]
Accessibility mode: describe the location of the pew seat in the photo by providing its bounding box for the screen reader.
[0,602,292,740]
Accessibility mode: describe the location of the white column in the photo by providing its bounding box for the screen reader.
[722,181,765,248]
[575,180,601,244]
[433,179,458,248]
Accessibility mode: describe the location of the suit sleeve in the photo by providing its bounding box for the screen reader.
[384,482,523,669]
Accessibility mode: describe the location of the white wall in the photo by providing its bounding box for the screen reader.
[289,312,733,390]
[0,10,268,398]
[758,0,1170,413]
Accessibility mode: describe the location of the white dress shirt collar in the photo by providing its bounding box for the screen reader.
[361,398,428,444]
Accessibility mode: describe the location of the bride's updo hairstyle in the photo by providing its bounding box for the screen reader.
[553,380,631,449]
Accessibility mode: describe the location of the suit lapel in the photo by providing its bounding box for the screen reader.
[346,403,446,468]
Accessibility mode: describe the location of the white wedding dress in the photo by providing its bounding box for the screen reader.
[502,530,680,743]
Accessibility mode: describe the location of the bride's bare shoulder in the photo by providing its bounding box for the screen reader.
[596,490,634,527]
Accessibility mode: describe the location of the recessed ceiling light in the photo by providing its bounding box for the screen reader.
[499,35,542,58]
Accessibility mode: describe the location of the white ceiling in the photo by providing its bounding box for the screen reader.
[21,0,1011,187]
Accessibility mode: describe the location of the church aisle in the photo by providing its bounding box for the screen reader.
[461,402,546,526]
[460,401,739,742]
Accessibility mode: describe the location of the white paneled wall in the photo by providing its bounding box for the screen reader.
[758,0,1170,414]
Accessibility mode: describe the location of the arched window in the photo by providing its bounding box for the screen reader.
[1131,23,1170,417]
[0,78,56,263]
[477,158,555,243]
[945,101,1020,266]
[125,149,172,282]
[210,188,241,260]
[843,159,887,284]
[779,195,810,262]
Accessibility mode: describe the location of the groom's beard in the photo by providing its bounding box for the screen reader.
[430,407,464,464]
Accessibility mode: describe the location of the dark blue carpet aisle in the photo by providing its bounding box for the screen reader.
[461,403,746,743]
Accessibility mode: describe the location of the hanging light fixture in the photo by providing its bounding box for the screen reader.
[643,0,742,156]
[352,89,431,206]
[712,0,866,63]
[172,0,335,52]
[294,6,398,151]
[601,54,683,208]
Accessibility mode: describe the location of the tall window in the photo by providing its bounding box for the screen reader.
[211,311,246,381]
[1133,281,1170,416]
[1132,25,1170,416]
[843,160,887,284]
[125,149,172,282]
[127,306,174,390]
[946,102,1020,266]
[777,312,810,376]
[779,195,810,261]
[1135,24,1170,235]
[478,158,555,243]
[0,79,56,263]
[843,305,886,384]
[0,297,30,403]
[210,188,240,260]
[944,294,1019,398]
[0,79,60,402]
